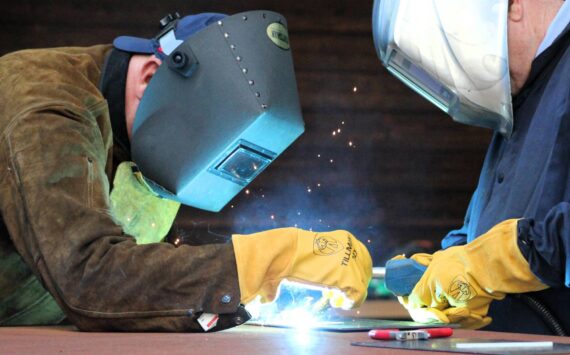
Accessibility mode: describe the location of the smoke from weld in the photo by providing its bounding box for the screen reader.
[229,106,386,265]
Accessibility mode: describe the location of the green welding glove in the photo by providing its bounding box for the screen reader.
[232,228,373,309]
[397,219,548,329]
[110,162,181,245]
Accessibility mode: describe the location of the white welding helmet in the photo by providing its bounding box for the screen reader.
[373,0,513,136]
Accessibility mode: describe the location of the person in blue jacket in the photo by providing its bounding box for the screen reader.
[374,0,570,334]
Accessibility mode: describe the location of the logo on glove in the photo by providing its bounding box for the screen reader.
[341,235,356,266]
[449,276,477,302]
[314,235,343,256]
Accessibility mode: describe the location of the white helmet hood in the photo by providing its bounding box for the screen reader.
[373,0,513,136]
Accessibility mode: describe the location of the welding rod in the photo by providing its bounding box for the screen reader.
[312,294,332,314]
[372,267,385,279]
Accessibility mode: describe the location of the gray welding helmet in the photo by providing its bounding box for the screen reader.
[128,11,304,212]
[373,0,513,136]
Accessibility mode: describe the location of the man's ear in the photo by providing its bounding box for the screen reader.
[134,56,162,100]
[508,0,524,22]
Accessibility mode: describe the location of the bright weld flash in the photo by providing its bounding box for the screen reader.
[245,281,352,329]
[245,296,321,328]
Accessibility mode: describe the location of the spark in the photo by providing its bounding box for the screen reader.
[341,121,345,125]
[317,154,321,158]
[270,214,275,220]
[353,86,358,93]
[337,128,341,133]
[230,205,234,209]
[297,211,301,216]
[245,189,250,195]
[307,187,312,193]
[332,131,336,136]
[317,183,321,187]
[367,239,371,244]
[348,141,353,147]
[330,159,334,164]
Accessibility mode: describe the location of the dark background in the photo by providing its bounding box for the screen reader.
[1,0,492,264]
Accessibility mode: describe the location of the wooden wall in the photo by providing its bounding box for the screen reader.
[1,0,492,263]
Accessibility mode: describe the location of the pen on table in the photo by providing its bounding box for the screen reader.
[368,327,453,341]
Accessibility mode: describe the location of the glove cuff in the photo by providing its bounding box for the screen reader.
[231,228,299,304]
[465,219,548,294]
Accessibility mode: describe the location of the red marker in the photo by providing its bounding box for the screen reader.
[367,329,399,340]
[422,327,454,338]
[368,328,453,341]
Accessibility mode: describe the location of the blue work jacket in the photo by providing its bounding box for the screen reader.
[441,24,570,334]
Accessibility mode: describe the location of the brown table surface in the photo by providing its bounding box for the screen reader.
[2,325,570,354]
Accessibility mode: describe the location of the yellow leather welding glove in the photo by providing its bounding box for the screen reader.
[110,162,181,245]
[232,228,373,309]
[398,219,548,329]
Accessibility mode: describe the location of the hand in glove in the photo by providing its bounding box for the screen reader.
[232,228,372,309]
[397,219,548,329]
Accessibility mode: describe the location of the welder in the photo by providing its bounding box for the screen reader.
[0,11,372,331]
[374,0,570,334]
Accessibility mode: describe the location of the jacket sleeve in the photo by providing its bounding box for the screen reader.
[441,224,469,249]
[518,202,570,288]
[440,189,478,249]
[0,103,243,332]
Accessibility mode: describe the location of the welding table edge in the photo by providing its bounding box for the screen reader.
[2,325,570,355]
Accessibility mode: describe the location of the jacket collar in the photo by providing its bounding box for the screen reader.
[513,22,570,108]
[99,49,131,160]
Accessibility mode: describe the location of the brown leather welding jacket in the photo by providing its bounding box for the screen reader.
[0,45,248,331]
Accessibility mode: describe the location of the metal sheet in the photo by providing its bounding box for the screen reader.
[248,318,458,332]
[352,338,570,354]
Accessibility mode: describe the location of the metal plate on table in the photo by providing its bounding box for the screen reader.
[352,338,570,354]
[248,318,458,332]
